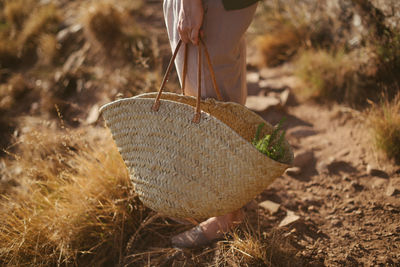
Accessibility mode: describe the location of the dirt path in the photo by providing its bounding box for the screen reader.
[135,1,400,265]
[244,66,400,266]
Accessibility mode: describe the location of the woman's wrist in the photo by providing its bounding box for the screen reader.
[178,0,204,45]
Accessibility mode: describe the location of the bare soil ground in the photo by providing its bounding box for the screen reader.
[244,69,400,266]
[123,1,400,265]
[1,0,399,266]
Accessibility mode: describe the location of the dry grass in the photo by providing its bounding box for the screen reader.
[294,49,356,103]
[367,93,400,163]
[213,225,302,267]
[18,4,61,53]
[0,74,33,111]
[0,40,19,68]
[0,1,61,67]
[0,121,303,266]
[0,124,151,266]
[37,33,58,66]
[82,1,153,66]
[4,0,37,31]
[255,24,306,67]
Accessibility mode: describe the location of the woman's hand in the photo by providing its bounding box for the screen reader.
[178,0,204,45]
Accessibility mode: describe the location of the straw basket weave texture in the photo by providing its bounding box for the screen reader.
[100,92,293,219]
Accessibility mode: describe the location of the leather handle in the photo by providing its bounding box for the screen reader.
[152,38,222,123]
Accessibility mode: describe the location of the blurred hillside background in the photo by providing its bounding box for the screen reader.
[0,0,399,266]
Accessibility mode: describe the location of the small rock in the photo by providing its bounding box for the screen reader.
[287,126,317,139]
[246,72,260,84]
[351,182,364,192]
[316,161,329,175]
[339,150,350,157]
[371,178,388,189]
[366,165,389,178]
[293,150,314,168]
[259,200,280,214]
[308,205,318,212]
[342,175,351,182]
[286,166,301,176]
[245,95,280,112]
[85,104,100,125]
[386,185,400,197]
[279,88,291,106]
[279,210,300,227]
[332,219,343,227]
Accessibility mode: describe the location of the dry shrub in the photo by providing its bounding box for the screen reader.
[0,34,20,69]
[367,93,400,163]
[4,0,37,31]
[0,125,150,266]
[375,31,400,97]
[255,24,307,67]
[82,1,153,66]
[294,49,356,102]
[214,224,302,267]
[17,3,61,58]
[37,33,58,66]
[0,74,33,111]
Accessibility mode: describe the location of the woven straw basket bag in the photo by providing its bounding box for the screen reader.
[100,40,293,219]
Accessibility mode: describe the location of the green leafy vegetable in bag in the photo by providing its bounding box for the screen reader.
[252,118,286,161]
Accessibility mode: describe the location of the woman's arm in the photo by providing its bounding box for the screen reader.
[178,0,204,45]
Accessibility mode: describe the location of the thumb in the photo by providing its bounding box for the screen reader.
[190,28,200,45]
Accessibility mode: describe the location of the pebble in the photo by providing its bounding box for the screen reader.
[279,88,291,106]
[366,164,389,178]
[386,185,400,197]
[287,126,317,139]
[259,200,280,215]
[308,205,318,212]
[351,182,364,192]
[279,210,300,227]
[371,178,388,189]
[316,161,329,175]
[342,175,351,182]
[286,166,301,176]
[293,150,314,168]
[245,95,281,112]
[332,219,343,227]
[85,104,100,125]
[246,72,260,84]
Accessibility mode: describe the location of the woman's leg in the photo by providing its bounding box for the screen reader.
[164,0,257,104]
[164,0,257,247]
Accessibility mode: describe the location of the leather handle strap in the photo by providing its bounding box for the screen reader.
[152,38,222,123]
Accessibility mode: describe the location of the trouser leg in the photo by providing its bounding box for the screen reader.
[163,0,258,105]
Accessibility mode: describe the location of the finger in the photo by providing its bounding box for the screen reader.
[178,26,190,43]
[190,28,200,45]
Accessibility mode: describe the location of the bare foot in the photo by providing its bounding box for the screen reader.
[171,209,244,248]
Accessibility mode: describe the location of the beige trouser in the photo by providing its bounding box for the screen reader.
[163,0,258,105]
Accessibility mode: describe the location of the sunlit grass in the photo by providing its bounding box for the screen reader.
[0,125,150,266]
[367,93,400,163]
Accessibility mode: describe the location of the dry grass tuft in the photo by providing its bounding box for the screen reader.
[37,33,58,66]
[214,223,302,267]
[367,93,400,163]
[82,1,153,66]
[0,125,150,266]
[17,3,61,57]
[0,38,20,69]
[255,24,307,67]
[294,49,356,103]
[4,0,37,31]
[0,74,32,111]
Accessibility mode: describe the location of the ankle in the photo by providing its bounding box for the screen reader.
[199,209,244,240]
